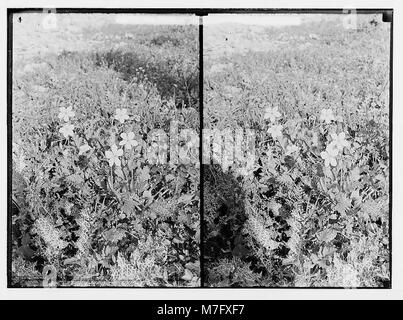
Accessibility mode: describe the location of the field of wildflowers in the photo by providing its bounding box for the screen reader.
[203,14,390,287]
[10,12,391,288]
[11,15,200,287]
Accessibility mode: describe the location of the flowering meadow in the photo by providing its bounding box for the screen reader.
[10,13,391,288]
[11,17,200,287]
[203,15,390,287]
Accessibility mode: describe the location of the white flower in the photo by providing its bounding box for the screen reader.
[320,108,335,124]
[105,145,123,167]
[12,142,26,173]
[311,132,319,146]
[78,144,92,155]
[119,132,138,150]
[330,132,349,151]
[326,141,339,156]
[267,124,283,139]
[114,108,130,124]
[59,124,75,138]
[321,141,339,167]
[321,150,337,167]
[264,106,281,122]
[58,106,75,122]
[286,144,299,155]
[235,167,250,177]
[186,135,199,148]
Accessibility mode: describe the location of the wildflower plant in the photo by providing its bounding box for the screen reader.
[58,106,75,122]
[119,132,138,150]
[267,124,283,140]
[59,123,75,138]
[264,106,281,122]
[320,108,335,124]
[114,108,130,124]
[105,144,124,167]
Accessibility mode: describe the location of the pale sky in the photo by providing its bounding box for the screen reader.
[114,13,305,26]
[204,14,302,26]
[115,14,198,25]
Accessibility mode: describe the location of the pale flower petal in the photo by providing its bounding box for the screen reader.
[116,148,123,157]
[267,124,283,139]
[58,106,75,122]
[115,108,130,123]
[79,144,91,155]
[119,131,137,150]
[326,142,339,156]
[59,123,74,138]
[331,132,349,152]
[320,108,335,124]
[264,106,282,123]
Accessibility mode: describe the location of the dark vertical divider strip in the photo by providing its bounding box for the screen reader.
[198,15,205,287]
[388,11,393,287]
[7,10,13,288]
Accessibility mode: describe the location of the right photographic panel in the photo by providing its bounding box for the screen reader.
[203,12,391,287]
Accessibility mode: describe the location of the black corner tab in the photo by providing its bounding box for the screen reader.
[383,10,393,23]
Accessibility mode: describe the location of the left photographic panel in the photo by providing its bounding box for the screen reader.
[9,12,200,287]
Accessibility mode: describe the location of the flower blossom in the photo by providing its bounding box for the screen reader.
[59,124,75,138]
[119,132,138,150]
[320,108,335,124]
[114,108,130,124]
[78,144,92,155]
[286,144,300,155]
[267,124,283,139]
[105,145,123,167]
[264,106,281,122]
[330,132,349,152]
[58,106,75,122]
[321,142,339,167]
[311,132,319,146]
